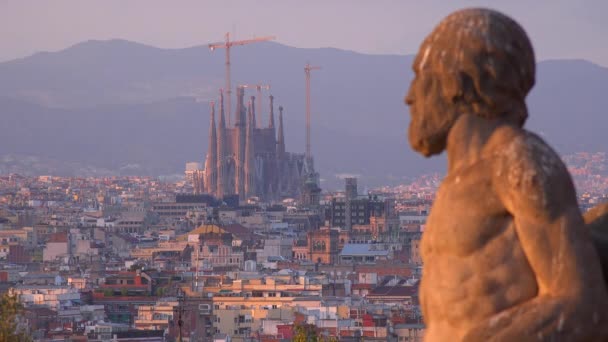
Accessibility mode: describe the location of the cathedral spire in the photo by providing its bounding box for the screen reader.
[268,95,275,129]
[250,96,257,129]
[245,99,255,198]
[217,89,227,198]
[277,105,286,159]
[235,86,246,199]
[204,102,217,194]
[235,86,247,127]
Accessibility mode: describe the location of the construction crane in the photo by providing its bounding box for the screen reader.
[238,83,271,119]
[209,33,275,126]
[304,63,321,160]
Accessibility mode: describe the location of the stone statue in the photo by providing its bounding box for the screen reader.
[405,8,608,341]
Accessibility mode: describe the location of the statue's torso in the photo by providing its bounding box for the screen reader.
[420,158,538,340]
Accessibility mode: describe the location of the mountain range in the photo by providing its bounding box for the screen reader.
[1,40,608,189]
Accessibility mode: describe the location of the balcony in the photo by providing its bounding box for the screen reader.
[134,318,169,325]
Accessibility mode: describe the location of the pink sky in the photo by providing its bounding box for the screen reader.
[2,0,607,66]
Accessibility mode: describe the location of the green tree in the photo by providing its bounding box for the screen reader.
[294,324,318,342]
[0,292,31,342]
[293,324,337,342]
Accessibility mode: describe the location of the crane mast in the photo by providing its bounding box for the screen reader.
[209,33,275,126]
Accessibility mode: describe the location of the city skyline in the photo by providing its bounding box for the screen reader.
[2,4,608,340]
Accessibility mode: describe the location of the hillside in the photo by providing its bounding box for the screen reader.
[1,40,607,188]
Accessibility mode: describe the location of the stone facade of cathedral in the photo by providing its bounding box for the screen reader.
[198,87,319,202]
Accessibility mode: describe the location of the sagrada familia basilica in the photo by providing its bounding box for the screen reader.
[195,87,320,203]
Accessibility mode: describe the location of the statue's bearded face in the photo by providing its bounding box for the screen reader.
[405,8,535,157]
[405,52,458,157]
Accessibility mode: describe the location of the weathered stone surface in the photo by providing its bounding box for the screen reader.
[405,8,608,341]
[585,203,608,286]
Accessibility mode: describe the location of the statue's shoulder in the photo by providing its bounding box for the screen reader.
[489,126,563,173]
[489,126,573,208]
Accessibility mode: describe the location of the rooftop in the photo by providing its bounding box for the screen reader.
[340,243,390,257]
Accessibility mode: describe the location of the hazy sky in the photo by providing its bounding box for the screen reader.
[2,0,607,66]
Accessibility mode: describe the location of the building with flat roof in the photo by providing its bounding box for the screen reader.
[339,243,390,264]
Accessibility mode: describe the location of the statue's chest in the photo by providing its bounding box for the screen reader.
[423,170,507,256]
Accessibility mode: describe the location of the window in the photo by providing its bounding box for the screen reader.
[313,240,326,252]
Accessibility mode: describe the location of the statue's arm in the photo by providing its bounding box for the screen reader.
[584,202,608,284]
[466,145,605,341]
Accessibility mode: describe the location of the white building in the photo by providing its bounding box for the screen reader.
[11,285,81,311]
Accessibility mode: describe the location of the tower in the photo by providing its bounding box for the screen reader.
[235,86,247,200]
[244,99,256,198]
[275,106,286,197]
[345,177,357,230]
[250,96,257,129]
[301,174,321,207]
[208,33,275,126]
[277,106,286,159]
[268,95,275,129]
[345,178,358,199]
[216,90,227,198]
[266,94,277,199]
[204,102,217,194]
